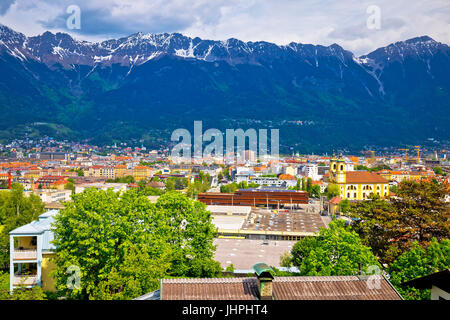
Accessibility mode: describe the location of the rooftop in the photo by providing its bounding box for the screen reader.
[158,275,402,300]
[345,171,388,184]
[241,209,325,234]
[213,238,294,269]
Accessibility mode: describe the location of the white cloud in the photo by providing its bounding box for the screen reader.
[0,0,448,55]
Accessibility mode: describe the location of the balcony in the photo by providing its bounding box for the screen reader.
[13,249,38,261]
[13,274,38,286]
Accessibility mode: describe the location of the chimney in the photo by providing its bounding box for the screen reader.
[253,263,275,300]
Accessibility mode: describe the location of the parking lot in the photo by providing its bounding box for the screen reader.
[213,238,294,269]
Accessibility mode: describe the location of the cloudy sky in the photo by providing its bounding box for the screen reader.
[0,0,449,55]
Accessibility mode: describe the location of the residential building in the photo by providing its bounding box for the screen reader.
[132,166,152,181]
[9,210,58,292]
[34,176,69,190]
[74,182,128,194]
[114,165,128,178]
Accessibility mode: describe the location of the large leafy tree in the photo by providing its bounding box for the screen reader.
[290,219,380,276]
[325,184,340,199]
[155,191,221,277]
[0,184,45,269]
[349,180,450,263]
[389,238,450,300]
[52,188,220,299]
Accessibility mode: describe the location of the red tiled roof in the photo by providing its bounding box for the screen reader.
[329,196,342,204]
[279,174,296,180]
[345,171,388,184]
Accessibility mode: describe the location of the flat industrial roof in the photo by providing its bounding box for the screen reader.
[212,215,246,231]
[241,208,325,233]
[214,238,293,269]
[206,205,252,215]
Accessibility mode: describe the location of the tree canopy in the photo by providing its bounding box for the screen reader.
[288,219,380,276]
[0,184,45,269]
[389,238,450,300]
[52,188,220,299]
[349,180,450,263]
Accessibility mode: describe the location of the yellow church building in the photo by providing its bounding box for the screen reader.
[328,157,389,200]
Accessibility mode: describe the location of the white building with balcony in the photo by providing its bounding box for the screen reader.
[9,210,58,292]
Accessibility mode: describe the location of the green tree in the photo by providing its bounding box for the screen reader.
[0,184,45,269]
[306,178,313,195]
[309,185,321,198]
[155,192,221,278]
[52,189,220,299]
[325,184,340,199]
[106,175,135,184]
[64,178,75,194]
[433,167,443,176]
[349,180,450,263]
[339,199,350,213]
[290,220,380,276]
[52,188,172,299]
[301,177,306,191]
[389,238,450,300]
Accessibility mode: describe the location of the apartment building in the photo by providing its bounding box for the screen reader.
[9,210,58,292]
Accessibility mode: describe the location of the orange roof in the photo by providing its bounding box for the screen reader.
[254,166,267,171]
[115,165,127,169]
[329,196,342,204]
[345,171,388,184]
[279,174,296,180]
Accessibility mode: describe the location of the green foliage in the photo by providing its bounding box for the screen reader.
[355,164,391,172]
[389,185,399,194]
[433,166,443,175]
[339,199,350,213]
[0,271,47,300]
[225,264,235,272]
[106,176,135,183]
[136,180,165,196]
[186,172,211,198]
[52,189,220,299]
[64,179,75,194]
[349,180,450,263]
[389,238,450,300]
[154,192,221,278]
[325,184,340,199]
[164,177,188,191]
[220,181,259,193]
[290,220,380,276]
[280,251,293,267]
[309,185,321,198]
[0,184,45,269]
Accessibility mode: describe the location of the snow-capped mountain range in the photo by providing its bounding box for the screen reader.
[1,24,447,70]
[0,24,449,151]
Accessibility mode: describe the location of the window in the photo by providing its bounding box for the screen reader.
[354,192,357,198]
[347,193,350,198]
